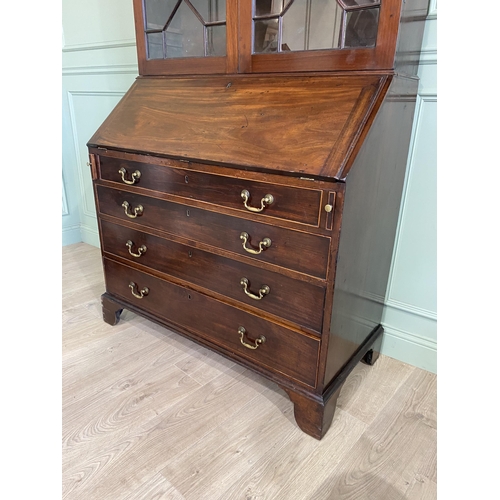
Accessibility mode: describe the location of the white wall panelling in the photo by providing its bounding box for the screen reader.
[381,93,437,373]
[62,77,136,246]
[62,40,136,53]
[61,1,437,372]
[62,0,138,247]
[428,0,437,19]
[61,0,135,50]
[66,90,128,246]
[380,8,438,372]
[62,169,82,246]
[66,90,126,220]
[62,175,69,217]
[62,100,85,245]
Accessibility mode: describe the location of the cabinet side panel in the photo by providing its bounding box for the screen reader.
[394,0,429,77]
[323,75,419,386]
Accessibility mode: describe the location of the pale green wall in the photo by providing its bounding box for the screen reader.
[61,0,437,372]
[380,6,437,372]
[62,0,138,246]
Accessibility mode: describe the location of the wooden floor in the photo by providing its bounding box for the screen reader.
[62,243,437,500]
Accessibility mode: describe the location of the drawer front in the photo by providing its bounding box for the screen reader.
[96,186,330,279]
[100,220,325,333]
[104,258,319,387]
[99,155,322,226]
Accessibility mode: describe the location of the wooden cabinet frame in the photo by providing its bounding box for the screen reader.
[134,0,404,75]
[90,0,430,439]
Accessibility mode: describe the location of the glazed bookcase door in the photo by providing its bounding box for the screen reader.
[134,0,403,75]
[253,0,381,54]
[248,0,403,72]
[134,0,239,74]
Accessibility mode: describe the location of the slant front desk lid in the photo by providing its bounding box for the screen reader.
[88,74,391,181]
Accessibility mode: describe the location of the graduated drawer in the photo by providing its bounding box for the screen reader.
[96,186,330,279]
[100,220,325,333]
[98,155,322,226]
[103,258,319,387]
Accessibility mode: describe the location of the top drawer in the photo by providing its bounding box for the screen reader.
[98,155,322,227]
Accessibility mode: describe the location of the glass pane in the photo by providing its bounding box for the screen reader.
[190,0,226,22]
[281,0,308,51]
[167,1,205,57]
[255,0,290,17]
[165,29,184,58]
[206,25,227,56]
[308,0,343,50]
[254,19,280,53]
[252,0,380,53]
[338,0,380,9]
[344,7,379,47]
[145,0,180,30]
[147,32,165,59]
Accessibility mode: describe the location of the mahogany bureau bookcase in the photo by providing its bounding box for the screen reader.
[87,0,429,439]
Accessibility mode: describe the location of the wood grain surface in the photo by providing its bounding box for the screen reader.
[96,185,331,278]
[99,219,326,333]
[62,243,437,500]
[88,74,387,179]
[98,154,324,226]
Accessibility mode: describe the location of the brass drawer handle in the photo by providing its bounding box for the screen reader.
[125,240,147,258]
[240,232,271,255]
[129,281,149,299]
[122,201,143,218]
[240,277,270,300]
[118,167,141,185]
[241,189,274,213]
[238,326,266,350]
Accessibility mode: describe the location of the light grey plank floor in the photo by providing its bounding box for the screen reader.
[62,243,437,500]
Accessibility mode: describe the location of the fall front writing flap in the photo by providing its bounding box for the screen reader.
[88,74,391,181]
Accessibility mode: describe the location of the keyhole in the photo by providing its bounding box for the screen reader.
[186,209,190,217]
[188,250,193,258]
[185,175,189,184]
[187,294,191,300]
